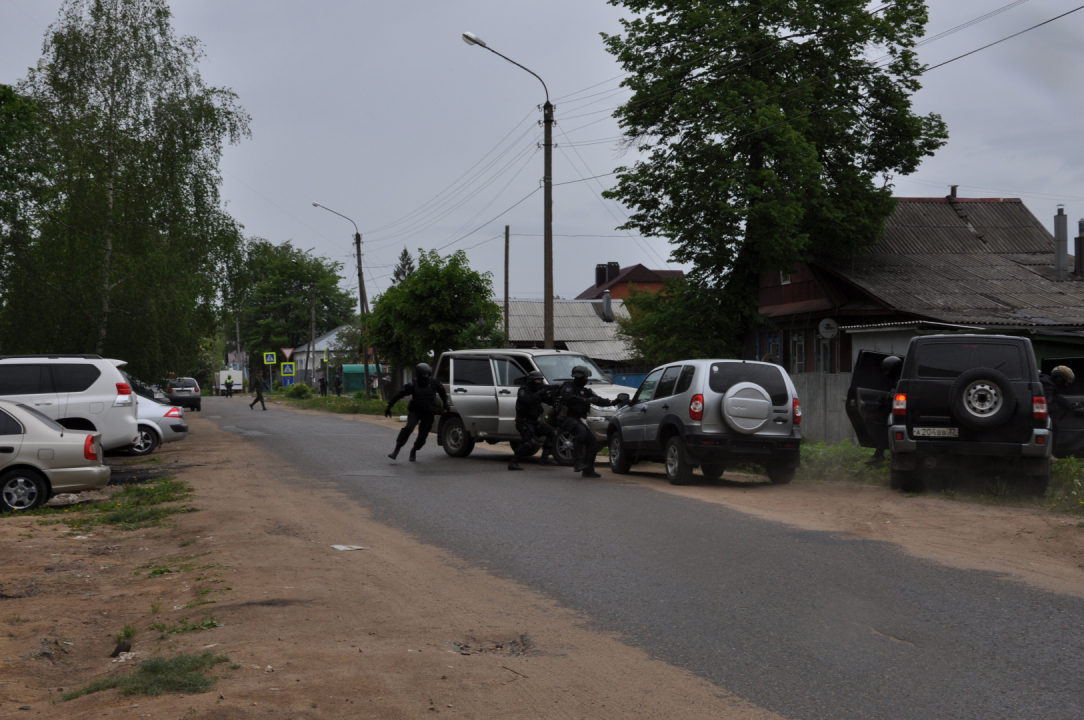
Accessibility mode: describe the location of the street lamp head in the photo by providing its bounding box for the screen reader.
[312,202,320,207]
[462,32,486,48]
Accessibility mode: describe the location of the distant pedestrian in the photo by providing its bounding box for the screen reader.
[250,372,267,411]
[319,374,328,397]
[334,372,343,397]
[224,376,234,398]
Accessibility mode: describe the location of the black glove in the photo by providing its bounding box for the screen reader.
[384,404,392,418]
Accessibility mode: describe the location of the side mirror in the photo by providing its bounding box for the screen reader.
[616,392,630,406]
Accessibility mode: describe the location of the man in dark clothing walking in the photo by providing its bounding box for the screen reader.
[555,365,617,478]
[385,363,448,462]
[334,372,343,397]
[508,371,559,471]
[318,374,328,397]
[249,372,267,411]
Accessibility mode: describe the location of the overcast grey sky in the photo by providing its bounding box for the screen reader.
[4,0,1084,306]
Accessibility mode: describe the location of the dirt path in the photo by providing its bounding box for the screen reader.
[0,415,782,719]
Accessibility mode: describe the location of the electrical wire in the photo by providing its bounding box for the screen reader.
[435,187,541,252]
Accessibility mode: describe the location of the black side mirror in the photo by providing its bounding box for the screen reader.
[616,392,630,404]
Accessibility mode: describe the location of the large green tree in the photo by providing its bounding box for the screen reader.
[368,249,504,368]
[0,85,44,309]
[602,0,948,328]
[238,240,356,367]
[0,0,250,379]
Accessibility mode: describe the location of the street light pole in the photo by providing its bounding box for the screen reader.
[463,32,554,349]
[313,202,372,399]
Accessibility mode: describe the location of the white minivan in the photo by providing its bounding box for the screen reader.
[0,355,140,451]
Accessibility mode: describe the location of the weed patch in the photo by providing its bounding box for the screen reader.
[62,651,229,700]
[113,625,137,643]
[150,615,221,639]
[28,479,195,531]
[1047,457,1084,515]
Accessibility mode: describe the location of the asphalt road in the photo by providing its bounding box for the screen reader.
[204,398,1083,720]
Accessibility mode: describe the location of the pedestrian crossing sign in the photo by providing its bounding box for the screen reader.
[281,362,295,377]
[263,352,276,364]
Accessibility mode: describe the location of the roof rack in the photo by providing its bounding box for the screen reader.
[0,354,104,360]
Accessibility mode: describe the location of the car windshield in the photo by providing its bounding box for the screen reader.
[532,355,611,384]
[15,403,66,432]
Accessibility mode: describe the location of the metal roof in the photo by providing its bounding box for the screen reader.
[507,300,633,361]
[818,198,1084,328]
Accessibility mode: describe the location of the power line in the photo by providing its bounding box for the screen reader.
[221,168,351,251]
[436,187,541,252]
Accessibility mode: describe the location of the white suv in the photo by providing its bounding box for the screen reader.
[0,355,140,451]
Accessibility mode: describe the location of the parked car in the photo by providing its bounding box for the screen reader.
[0,399,110,511]
[433,349,637,464]
[166,377,201,411]
[848,335,1052,494]
[607,359,802,485]
[126,373,188,455]
[0,354,139,452]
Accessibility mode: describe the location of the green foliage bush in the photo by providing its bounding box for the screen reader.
[796,441,889,485]
[63,651,229,700]
[284,382,313,399]
[1048,457,1084,514]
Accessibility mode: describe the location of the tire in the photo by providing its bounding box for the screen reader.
[701,463,725,481]
[949,368,1016,430]
[0,468,47,512]
[1021,463,1051,497]
[554,430,576,467]
[195,403,201,412]
[441,416,475,458]
[664,437,694,485]
[129,425,159,456]
[890,468,921,493]
[766,464,796,485]
[608,430,632,474]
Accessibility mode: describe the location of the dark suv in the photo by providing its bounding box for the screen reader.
[848,335,1052,494]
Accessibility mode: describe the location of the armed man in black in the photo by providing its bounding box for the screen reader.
[385,362,449,462]
[556,365,617,479]
[508,370,559,471]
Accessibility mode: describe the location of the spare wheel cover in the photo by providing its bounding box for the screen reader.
[949,367,1016,430]
[722,382,773,434]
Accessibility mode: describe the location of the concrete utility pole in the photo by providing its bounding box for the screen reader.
[463,32,554,348]
[313,202,372,399]
[504,225,510,338]
[308,281,316,387]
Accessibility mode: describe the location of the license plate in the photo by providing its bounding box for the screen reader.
[913,427,958,438]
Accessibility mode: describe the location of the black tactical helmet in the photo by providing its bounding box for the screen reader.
[881,355,903,378]
[416,362,432,376]
[571,366,590,379]
[526,370,545,383]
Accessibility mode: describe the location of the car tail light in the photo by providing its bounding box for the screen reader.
[113,382,133,407]
[895,431,904,441]
[165,407,182,418]
[166,387,173,393]
[193,386,199,394]
[689,394,704,421]
[893,393,907,417]
[84,435,97,461]
[1037,435,1046,445]
[792,397,802,426]
[1033,396,1048,421]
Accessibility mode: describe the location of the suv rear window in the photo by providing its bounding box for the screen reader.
[0,365,53,395]
[916,343,1024,380]
[707,362,789,406]
[53,364,102,393]
[171,378,198,388]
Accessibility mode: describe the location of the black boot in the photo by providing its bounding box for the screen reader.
[508,459,523,471]
[581,468,601,479]
[539,454,558,466]
[409,449,417,462]
[388,444,403,460]
[573,462,586,473]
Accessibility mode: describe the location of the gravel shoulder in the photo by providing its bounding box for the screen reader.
[0,414,782,719]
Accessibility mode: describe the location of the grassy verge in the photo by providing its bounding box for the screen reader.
[795,441,889,485]
[62,651,229,700]
[27,478,195,531]
[281,394,408,416]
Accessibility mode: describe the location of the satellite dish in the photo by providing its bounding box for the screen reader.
[818,318,839,339]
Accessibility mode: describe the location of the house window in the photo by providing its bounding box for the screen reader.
[779,271,792,285]
[790,332,806,374]
[815,336,834,373]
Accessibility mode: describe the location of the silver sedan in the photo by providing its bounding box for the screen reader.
[131,396,189,456]
[0,399,110,511]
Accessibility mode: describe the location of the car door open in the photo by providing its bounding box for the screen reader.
[1041,357,1084,458]
[846,351,895,448]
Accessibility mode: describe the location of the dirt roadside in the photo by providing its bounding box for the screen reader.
[0,413,783,720]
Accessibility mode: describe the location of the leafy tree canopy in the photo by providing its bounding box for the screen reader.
[602,0,948,326]
[369,249,504,368]
[0,0,250,380]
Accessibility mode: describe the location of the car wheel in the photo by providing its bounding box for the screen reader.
[554,430,576,467]
[608,431,631,474]
[129,426,159,456]
[701,463,725,481]
[664,437,693,485]
[890,468,921,492]
[949,368,1016,430]
[766,464,796,485]
[1021,464,1051,497]
[441,416,475,458]
[0,469,47,512]
[195,403,201,412]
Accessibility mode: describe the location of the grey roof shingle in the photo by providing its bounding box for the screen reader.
[507,300,633,361]
[817,198,1084,328]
